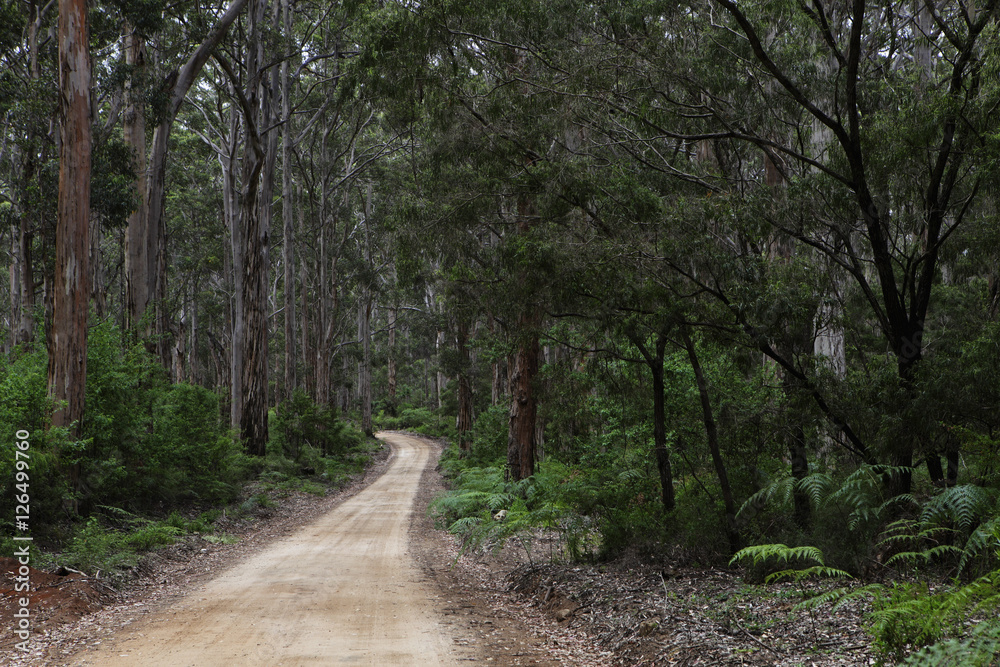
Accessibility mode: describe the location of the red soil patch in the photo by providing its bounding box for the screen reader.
[0,557,115,648]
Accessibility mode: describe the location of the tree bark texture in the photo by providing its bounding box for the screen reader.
[49,0,91,433]
[238,0,269,457]
[123,25,148,333]
[281,0,296,400]
[507,331,538,481]
[506,189,541,481]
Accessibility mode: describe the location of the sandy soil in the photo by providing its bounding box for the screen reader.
[63,433,467,666]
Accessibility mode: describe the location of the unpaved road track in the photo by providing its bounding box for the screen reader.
[67,433,460,666]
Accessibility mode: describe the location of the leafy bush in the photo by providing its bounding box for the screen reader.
[271,390,359,460]
[376,404,455,439]
[63,517,138,577]
[144,382,251,505]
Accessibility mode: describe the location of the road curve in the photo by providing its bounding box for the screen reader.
[67,433,459,666]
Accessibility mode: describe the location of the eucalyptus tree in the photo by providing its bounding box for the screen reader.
[688,0,1000,492]
[1,0,57,350]
[48,0,92,433]
[514,0,1000,496]
[123,0,249,366]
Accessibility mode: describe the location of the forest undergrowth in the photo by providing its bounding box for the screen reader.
[0,321,379,589]
[423,402,1000,666]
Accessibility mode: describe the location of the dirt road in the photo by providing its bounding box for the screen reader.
[67,433,461,666]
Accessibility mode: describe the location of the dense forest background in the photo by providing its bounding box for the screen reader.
[1,0,1000,662]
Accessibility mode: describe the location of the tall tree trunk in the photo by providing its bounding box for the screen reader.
[226,103,244,430]
[626,328,676,515]
[188,290,198,383]
[314,186,330,407]
[456,319,473,451]
[506,195,540,482]
[681,325,740,554]
[90,219,106,317]
[238,0,269,457]
[137,0,249,346]
[650,360,675,513]
[435,329,445,410]
[387,306,397,414]
[123,24,148,333]
[507,331,538,481]
[257,4,280,408]
[358,183,373,436]
[281,0,296,400]
[49,0,91,435]
[358,296,372,436]
[11,1,49,349]
[12,214,34,348]
[298,186,312,396]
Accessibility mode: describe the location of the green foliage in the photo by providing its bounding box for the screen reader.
[730,543,851,584]
[90,135,138,228]
[878,485,1000,578]
[738,464,918,572]
[898,621,1000,667]
[375,405,455,440]
[864,571,1000,663]
[431,464,579,563]
[271,390,360,460]
[63,517,138,577]
[266,392,375,494]
[144,382,251,505]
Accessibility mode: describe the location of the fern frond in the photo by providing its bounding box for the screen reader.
[922,484,995,534]
[794,473,834,509]
[959,516,1000,575]
[764,565,851,584]
[448,516,483,535]
[885,545,962,568]
[730,543,826,567]
[736,478,794,520]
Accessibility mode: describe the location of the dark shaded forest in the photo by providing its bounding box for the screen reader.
[1,0,999,662]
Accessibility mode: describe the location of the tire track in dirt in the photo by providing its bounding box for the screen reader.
[65,433,462,666]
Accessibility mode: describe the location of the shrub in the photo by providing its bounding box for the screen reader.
[271,390,358,460]
[145,383,250,505]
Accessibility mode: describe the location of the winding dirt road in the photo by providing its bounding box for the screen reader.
[67,433,460,666]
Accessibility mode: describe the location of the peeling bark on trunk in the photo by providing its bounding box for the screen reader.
[226,105,243,431]
[239,0,269,457]
[50,0,91,440]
